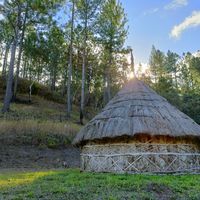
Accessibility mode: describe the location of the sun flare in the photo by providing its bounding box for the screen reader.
[128,72,135,79]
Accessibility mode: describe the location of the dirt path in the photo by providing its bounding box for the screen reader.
[0,145,80,170]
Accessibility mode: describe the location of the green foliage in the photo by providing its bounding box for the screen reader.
[1,0,199,125]
[149,45,166,80]
[95,0,128,103]
[181,93,200,124]
[0,0,131,114]
[148,46,200,124]
[153,77,181,106]
[96,0,128,50]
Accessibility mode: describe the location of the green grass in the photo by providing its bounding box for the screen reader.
[0,169,200,200]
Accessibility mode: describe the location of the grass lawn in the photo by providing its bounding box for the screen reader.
[0,169,200,200]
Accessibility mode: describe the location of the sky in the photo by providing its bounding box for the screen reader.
[0,0,3,20]
[120,0,200,64]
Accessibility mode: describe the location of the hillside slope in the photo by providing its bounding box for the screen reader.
[0,94,83,146]
[0,91,96,170]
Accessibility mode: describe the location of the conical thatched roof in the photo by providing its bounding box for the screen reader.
[73,79,200,145]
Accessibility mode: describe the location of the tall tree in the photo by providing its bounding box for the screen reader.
[67,0,75,118]
[0,17,13,78]
[96,0,127,104]
[149,45,165,83]
[76,0,102,124]
[165,50,180,89]
[2,0,22,112]
[1,0,65,112]
[13,1,28,99]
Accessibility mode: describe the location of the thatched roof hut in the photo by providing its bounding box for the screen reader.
[73,79,200,174]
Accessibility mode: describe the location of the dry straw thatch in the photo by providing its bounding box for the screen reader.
[74,79,200,145]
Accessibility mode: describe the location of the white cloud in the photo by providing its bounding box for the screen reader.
[143,8,159,16]
[164,0,188,10]
[170,11,200,38]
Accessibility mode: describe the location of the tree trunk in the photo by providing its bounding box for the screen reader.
[87,64,92,93]
[0,44,4,62]
[80,10,88,125]
[107,71,111,101]
[13,3,28,100]
[62,69,67,96]
[80,47,86,125]
[67,0,75,118]
[51,66,57,91]
[174,68,178,89]
[2,40,18,112]
[104,69,111,103]
[37,61,41,82]
[103,69,107,104]
[2,3,21,112]
[29,81,34,103]
[130,48,136,78]
[2,42,10,78]
[22,56,27,78]
[105,48,112,103]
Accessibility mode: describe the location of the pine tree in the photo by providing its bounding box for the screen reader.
[96,0,127,103]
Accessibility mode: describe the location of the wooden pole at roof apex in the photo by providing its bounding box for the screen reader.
[130,48,136,78]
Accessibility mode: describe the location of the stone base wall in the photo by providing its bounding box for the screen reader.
[81,143,200,173]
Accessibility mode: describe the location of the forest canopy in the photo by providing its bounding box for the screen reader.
[0,0,200,124]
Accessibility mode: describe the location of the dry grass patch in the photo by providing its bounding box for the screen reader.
[0,94,83,122]
[0,120,81,148]
[0,94,95,148]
